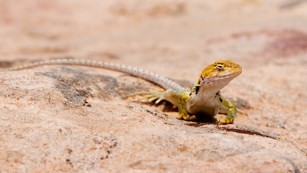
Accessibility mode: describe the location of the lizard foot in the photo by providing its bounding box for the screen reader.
[217,117,234,125]
[128,89,166,104]
[178,113,197,121]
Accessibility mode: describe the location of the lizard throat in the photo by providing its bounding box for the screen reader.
[199,71,241,88]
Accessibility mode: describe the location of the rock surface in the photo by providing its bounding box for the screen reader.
[0,0,306,172]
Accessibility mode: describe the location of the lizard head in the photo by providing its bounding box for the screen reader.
[186,60,242,115]
[197,60,242,89]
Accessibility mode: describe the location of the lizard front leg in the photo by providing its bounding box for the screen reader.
[177,91,197,121]
[217,96,237,125]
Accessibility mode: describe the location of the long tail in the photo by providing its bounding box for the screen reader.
[3,58,187,91]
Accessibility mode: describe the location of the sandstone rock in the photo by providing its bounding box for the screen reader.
[0,0,306,172]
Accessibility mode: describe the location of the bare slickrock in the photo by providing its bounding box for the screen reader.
[0,0,306,172]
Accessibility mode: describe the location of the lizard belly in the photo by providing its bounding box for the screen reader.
[186,91,220,117]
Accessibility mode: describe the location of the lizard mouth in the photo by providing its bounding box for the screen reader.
[200,71,241,88]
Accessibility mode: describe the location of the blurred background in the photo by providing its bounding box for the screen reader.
[0,0,306,74]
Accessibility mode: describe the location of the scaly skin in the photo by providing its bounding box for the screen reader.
[2,58,242,124]
[140,60,242,124]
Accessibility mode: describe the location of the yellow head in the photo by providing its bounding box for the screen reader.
[197,60,242,88]
[186,60,242,115]
[201,60,242,78]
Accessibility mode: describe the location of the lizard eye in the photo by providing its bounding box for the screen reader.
[216,64,224,71]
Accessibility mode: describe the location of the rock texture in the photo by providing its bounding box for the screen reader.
[0,0,306,172]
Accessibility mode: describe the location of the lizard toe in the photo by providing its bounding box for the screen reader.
[217,117,234,125]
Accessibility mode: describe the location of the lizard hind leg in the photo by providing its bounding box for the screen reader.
[128,89,166,104]
[128,89,197,121]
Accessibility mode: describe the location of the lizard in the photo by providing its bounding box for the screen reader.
[2,58,242,124]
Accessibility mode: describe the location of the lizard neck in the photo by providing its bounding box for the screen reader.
[186,86,221,116]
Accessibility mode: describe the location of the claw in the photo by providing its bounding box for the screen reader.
[148,97,158,102]
[155,98,163,104]
[143,95,154,99]
[126,92,148,98]
[178,113,197,121]
[217,117,234,125]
